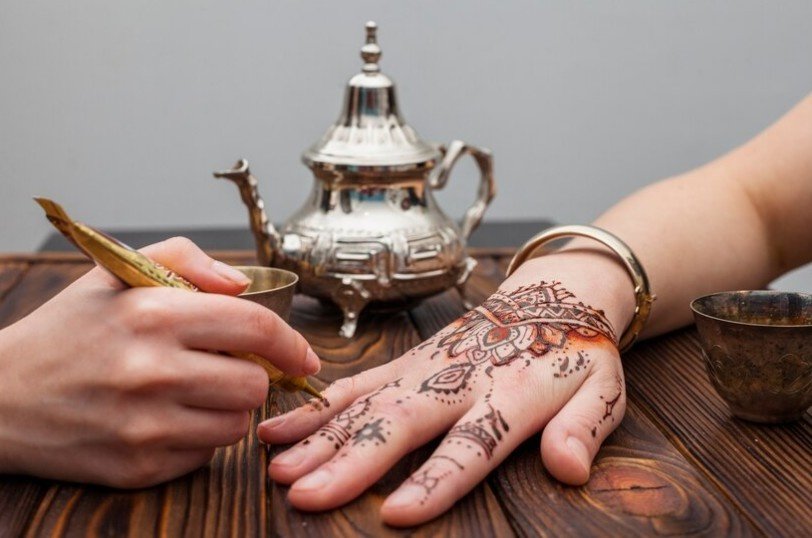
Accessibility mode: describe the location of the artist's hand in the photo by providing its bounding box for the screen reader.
[258,255,631,527]
[0,237,319,488]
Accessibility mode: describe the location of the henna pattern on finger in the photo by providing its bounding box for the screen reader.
[406,455,466,505]
[405,404,511,506]
[311,378,403,450]
[592,373,624,438]
[444,403,510,460]
[352,417,392,447]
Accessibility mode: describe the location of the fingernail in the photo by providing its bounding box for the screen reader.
[566,436,591,473]
[304,348,321,375]
[272,448,305,467]
[212,260,251,286]
[384,484,423,508]
[294,468,332,491]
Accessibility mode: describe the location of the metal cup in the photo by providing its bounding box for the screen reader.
[691,290,812,423]
[235,266,298,322]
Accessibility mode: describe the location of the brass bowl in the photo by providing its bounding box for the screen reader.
[691,291,812,423]
[234,266,298,322]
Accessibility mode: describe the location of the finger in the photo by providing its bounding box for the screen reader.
[381,396,529,527]
[267,377,415,483]
[257,362,404,444]
[168,407,253,449]
[283,388,462,511]
[99,448,215,489]
[540,362,626,485]
[127,287,318,376]
[140,236,251,295]
[170,350,269,411]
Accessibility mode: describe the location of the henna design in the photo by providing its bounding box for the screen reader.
[445,403,510,459]
[437,282,616,368]
[554,351,592,379]
[406,455,465,505]
[312,379,402,450]
[592,373,624,438]
[417,363,476,404]
[352,417,391,447]
[414,281,614,410]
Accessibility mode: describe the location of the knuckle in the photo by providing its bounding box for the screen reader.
[116,290,174,331]
[370,397,416,425]
[116,418,167,448]
[250,304,280,335]
[115,348,179,394]
[162,236,197,255]
[330,374,361,395]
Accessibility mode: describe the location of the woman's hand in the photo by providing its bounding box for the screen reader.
[258,255,631,527]
[0,237,319,488]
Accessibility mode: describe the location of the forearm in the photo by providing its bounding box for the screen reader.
[512,94,812,341]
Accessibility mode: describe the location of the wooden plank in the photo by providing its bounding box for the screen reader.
[267,292,515,537]
[408,255,753,536]
[625,331,812,537]
[0,262,30,302]
[21,409,269,538]
[491,402,750,537]
[0,262,92,329]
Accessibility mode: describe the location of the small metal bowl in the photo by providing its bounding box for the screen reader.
[234,266,298,322]
[691,291,812,423]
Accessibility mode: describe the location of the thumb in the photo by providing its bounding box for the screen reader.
[540,361,626,485]
[139,236,251,295]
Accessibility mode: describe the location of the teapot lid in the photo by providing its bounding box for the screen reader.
[301,22,440,174]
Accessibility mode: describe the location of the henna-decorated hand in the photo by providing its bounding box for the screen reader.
[258,278,627,527]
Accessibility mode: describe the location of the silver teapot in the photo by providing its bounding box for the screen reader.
[214,22,495,338]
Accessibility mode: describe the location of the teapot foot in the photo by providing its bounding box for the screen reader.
[455,257,478,310]
[456,282,474,310]
[331,278,371,339]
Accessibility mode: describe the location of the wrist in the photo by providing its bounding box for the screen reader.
[503,249,637,347]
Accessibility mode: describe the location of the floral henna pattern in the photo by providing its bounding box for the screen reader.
[438,281,616,367]
[417,281,616,407]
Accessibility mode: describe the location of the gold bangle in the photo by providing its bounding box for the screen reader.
[506,225,655,353]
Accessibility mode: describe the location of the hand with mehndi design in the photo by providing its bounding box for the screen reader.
[257,253,634,527]
[259,94,812,526]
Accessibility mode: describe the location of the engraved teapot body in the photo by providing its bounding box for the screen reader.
[214,22,495,338]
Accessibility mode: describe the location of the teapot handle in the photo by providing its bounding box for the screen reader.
[430,140,496,240]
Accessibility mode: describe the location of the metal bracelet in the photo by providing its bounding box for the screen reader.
[506,225,656,353]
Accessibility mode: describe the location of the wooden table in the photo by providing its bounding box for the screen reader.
[0,250,810,537]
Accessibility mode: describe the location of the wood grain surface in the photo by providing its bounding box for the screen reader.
[0,252,809,537]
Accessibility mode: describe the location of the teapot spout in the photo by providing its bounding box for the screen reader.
[213,159,279,266]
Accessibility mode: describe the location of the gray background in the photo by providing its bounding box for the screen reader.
[1,1,811,289]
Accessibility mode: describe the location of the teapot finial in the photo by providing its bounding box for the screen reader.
[360,21,381,73]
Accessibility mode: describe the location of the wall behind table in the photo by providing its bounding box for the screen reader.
[1,1,811,289]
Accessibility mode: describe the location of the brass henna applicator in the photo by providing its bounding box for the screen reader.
[34,197,323,400]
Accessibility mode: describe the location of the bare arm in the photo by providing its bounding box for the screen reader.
[595,92,812,336]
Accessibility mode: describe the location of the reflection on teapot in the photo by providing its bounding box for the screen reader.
[214,22,495,338]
